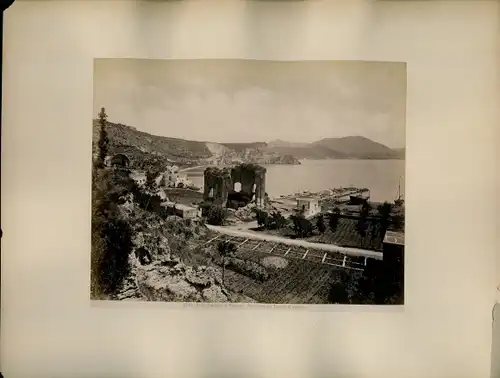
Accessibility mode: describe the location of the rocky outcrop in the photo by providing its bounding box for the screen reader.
[112,201,253,303]
[204,142,301,166]
[136,262,229,302]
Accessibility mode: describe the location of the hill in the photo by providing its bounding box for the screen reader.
[93,120,301,169]
[392,147,405,159]
[220,142,268,152]
[265,145,348,160]
[265,136,404,160]
[311,136,400,159]
[267,139,309,148]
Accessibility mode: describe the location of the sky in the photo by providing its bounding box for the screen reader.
[93,59,406,148]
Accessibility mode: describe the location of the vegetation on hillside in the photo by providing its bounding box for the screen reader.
[328,258,403,305]
[91,108,135,298]
[254,209,287,230]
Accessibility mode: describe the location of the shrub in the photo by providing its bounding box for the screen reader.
[267,211,287,230]
[391,214,404,231]
[254,208,269,228]
[206,205,227,226]
[254,209,287,230]
[225,258,269,282]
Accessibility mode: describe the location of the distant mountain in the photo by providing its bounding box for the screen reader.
[266,136,404,160]
[311,136,399,159]
[267,139,309,148]
[265,145,348,160]
[392,147,406,159]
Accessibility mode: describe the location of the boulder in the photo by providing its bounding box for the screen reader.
[202,286,228,302]
[137,268,202,302]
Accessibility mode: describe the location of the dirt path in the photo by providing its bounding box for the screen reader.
[206,224,383,259]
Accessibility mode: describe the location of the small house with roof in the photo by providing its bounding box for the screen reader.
[162,202,200,219]
[296,197,321,218]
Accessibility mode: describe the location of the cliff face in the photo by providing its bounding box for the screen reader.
[204,142,301,166]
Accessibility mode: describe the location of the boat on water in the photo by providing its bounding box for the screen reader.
[348,188,371,205]
[349,195,368,205]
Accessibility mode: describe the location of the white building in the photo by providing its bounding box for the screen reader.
[174,173,192,187]
[130,171,146,186]
[104,155,112,167]
[162,169,192,188]
[296,197,321,218]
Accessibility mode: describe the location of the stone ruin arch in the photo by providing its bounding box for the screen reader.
[110,153,130,168]
[203,163,266,208]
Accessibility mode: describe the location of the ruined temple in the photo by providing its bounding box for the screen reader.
[203,163,267,208]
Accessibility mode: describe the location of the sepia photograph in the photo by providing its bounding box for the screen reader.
[91,58,406,305]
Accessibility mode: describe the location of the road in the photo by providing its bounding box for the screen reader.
[206,224,383,260]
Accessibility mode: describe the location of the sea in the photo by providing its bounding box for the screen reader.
[184,159,405,203]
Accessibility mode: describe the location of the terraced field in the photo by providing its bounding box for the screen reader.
[223,256,341,304]
[204,234,369,304]
[204,234,369,270]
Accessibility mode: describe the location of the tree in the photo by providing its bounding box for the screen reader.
[377,202,393,236]
[328,208,340,233]
[289,214,313,238]
[217,240,237,287]
[145,170,159,192]
[253,208,269,228]
[96,107,109,169]
[360,201,372,217]
[316,214,326,234]
[267,210,287,230]
[357,202,372,236]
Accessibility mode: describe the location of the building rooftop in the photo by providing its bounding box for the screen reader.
[383,231,405,246]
